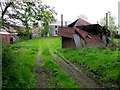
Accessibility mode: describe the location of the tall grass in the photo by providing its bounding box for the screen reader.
[59,47,120,88]
[2,40,38,88]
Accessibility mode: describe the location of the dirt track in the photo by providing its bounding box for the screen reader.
[34,51,50,88]
[52,54,100,88]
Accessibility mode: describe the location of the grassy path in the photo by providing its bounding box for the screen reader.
[34,37,79,88]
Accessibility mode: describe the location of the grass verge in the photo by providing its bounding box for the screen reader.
[57,47,120,88]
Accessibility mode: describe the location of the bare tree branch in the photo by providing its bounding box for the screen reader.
[1,2,13,19]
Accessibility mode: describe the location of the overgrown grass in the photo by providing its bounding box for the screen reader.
[2,40,38,88]
[58,47,120,88]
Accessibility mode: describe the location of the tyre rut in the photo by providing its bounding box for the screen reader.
[53,54,100,88]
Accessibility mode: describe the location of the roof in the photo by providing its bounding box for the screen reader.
[2,27,17,33]
[76,24,103,35]
[0,31,10,35]
[75,28,89,39]
[58,27,89,39]
[57,27,75,38]
[58,24,104,39]
[68,18,91,27]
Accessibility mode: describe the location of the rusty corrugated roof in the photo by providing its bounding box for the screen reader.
[58,27,75,38]
[58,27,89,39]
[75,28,89,39]
[68,18,91,27]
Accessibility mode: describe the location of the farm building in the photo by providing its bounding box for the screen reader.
[0,27,19,45]
[58,18,110,48]
[0,31,13,45]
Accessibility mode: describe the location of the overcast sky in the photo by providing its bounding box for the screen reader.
[43,0,119,25]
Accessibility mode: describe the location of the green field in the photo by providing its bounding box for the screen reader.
[2,37,78,88]
[2,37,120,88]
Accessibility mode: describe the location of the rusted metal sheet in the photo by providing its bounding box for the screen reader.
[75,28,88,39]
[68,18,91,27]
[58,26,75,38]
[86,35,106,47]
[74,18,91,26]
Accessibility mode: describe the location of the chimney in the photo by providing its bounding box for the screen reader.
[65,21,67,27]
[106,13,108,28]
[61,14,63,26]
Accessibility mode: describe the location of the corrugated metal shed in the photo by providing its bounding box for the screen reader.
[58,18,108,48]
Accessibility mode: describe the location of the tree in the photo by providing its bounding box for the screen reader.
[100,11,117,38]
[1,0,57,38]
[100,11,117,31]
[0,0,13,29]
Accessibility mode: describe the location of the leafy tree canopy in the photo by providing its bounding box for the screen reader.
[100,11,117,31]
[1,0,57,37]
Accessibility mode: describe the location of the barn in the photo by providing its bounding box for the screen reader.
[58,19,110,48]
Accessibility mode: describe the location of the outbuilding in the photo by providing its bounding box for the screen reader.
[0,31,13,45]
[58,19,110,48]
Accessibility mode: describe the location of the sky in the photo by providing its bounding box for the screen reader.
[43,0,119,25]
